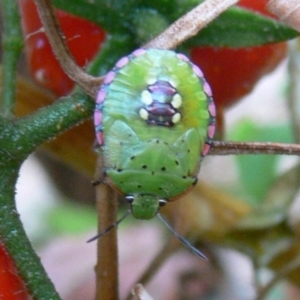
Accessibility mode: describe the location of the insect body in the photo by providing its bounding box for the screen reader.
[94,49,215,220]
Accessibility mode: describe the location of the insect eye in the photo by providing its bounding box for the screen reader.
[125,195,134,204]
[159,199,167,207]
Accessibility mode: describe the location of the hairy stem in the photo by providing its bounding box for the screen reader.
[0,166,62,300]
[1,0,23,116]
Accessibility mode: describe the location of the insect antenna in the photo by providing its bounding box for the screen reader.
[157,213,207,260]
[87,210,131,243]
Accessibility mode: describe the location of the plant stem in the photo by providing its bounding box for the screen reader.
[0,166,62,300]
[1,0,23,117]
[209,140,300,156]
[33,0,103,98]
[131,284,154,300]
[267,0,300,31]
[94,157,119,300]
[13,93,94,157]
[145,0,239,49]
[0,93,94,299]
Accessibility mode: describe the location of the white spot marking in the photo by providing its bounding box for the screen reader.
[171,94,182,109]
[172,113,181,124]
[141,90,153,105]
[139,108,149,120]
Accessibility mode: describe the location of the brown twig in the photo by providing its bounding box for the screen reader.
[145,0,239,49]
[94,157,119,300]
[34,0,103,98]
[208,141,300,156]
[267,0,300,31]
[131,284,154,300]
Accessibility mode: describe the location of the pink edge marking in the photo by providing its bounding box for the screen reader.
[192,64,204,78]
[132,48,146,57]
[208,102,216,118]
[116,56,130,68]
[203,81,213,97]
[201,143,211,157]
[104,71,116,85]
[176,53,190,62]
[94,110,103,127]
[208,124,216,139]
[96,89,106,104]
[96,132,104,145]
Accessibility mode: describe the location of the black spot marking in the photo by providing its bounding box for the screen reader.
[152,171,155,175]
[158,187,163,190]
[175,160,179,165]
[156,139,160,144]
[92,180,101,186]
[142,165,147,169]
[130,156,135,160]
[161,167,166,171]
[117,168,123,172]
[187,149,191,153]
[182,175,187,179]
[137,185,142,188]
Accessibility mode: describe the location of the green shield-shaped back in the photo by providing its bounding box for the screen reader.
[94,48,215,219]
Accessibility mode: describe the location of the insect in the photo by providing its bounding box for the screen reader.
[94,48,215,221]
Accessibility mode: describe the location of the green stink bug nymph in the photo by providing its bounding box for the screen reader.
[94,48,215,220]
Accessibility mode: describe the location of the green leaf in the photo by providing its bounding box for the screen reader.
[227,221,294,263]
[235,164,300,230]
[48,202,97,234]
[51,1,298,49]
[186,7,299,48]
[229,121,293,206]
[51,0,130,33]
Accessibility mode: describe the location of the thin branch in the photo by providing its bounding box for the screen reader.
[267,0,300,32]
[131,284,154,300]
[34,0,103,98]
[94,157,119,300]
[208,141,300,156]
[145,0,240,49]
[13,93,94,158]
